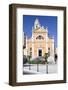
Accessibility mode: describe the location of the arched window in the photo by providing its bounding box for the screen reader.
[36,35,44,40]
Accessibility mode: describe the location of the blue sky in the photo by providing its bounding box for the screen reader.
[23,15,57,47]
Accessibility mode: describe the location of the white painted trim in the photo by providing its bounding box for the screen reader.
[32,32,34,59]
[26,36,28,56]
[46,32,48,53]
[52,39,54,56]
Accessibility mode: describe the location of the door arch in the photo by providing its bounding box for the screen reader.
[38,49,42,56]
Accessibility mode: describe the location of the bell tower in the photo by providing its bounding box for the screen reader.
[34,18,41,29]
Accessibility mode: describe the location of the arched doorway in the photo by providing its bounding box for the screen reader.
[38,49,42,56]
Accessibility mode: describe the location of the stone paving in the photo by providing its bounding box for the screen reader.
[23,63,57,74]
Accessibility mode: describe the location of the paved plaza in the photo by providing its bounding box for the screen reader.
[23,63,57,75]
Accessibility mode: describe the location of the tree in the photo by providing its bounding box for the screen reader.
[23,55,28,64]
[44,53,49,74]
[27,55,31,62]
[44,53,49,64]
[27,55,32,70]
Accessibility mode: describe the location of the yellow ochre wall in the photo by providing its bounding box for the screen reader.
[27,28,49,57]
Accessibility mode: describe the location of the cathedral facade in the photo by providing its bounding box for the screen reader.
[23,19,55,59]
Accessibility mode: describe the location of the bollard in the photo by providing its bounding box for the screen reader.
[37,63,39,72]
[46,64,48,74]
[29,63,31,70]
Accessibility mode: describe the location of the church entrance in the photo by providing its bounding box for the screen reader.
[38,49,42,56]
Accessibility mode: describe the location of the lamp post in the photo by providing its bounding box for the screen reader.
[44,53,49,74]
